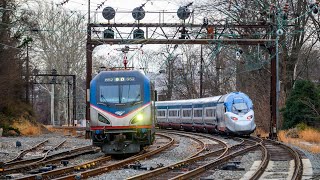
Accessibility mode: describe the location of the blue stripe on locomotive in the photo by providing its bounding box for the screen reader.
[90,70,151,116]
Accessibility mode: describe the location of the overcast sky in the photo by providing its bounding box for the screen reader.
[42,0,194,72]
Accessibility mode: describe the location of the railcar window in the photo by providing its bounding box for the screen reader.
[157,110,166,117]
[168,110,179,117]
[232,103,249,114]
[193,109,203,117]
[182,110,192,117]
[205,109,215,117]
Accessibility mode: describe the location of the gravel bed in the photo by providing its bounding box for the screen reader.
[2,133,319,179]
[204,150,262,180]
[0,133,91,162]
[289,144,320,177]
[90,134,200,180]
[90,133,240,180]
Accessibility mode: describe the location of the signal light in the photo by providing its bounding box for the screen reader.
[231,117,238,121]
[133,29,144,39]
[283,3,289,13]
[207,26,214,39]
[104,28,114,39]
[247,115,253,120]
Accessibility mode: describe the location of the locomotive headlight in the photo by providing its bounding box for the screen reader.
[136,113,144,121]
[247,115,253,120]
[231,117,238,121]
[131,113,144,124]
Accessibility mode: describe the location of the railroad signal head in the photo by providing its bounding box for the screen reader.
[177,6,191,20]
[276,29,284,36]
[132,7,145,21]
[104,28,114,39]
[102,7,116,20]
[133,29,145,39]
[236,49,243,56]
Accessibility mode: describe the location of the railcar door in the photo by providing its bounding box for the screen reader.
[216,103,226,132]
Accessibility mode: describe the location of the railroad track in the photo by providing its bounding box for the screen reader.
[254,139,303,180]
[1,145,96,176]
[3,139,66,169]
[127,131,245,180]
[4,139,49,164]
[17,133,174,180]
[6,131,304,180]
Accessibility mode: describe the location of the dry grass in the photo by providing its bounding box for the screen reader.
[45,125,57,133]
[278,129,320,153]
[12,120,41,136]
[254,128,269,138]
[299,128,320,143]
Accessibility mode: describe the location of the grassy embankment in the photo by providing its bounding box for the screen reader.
[0,102,47,136]
[255,126,320,153]
[278,128,320,153]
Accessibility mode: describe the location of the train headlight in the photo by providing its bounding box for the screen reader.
[247,115,253,120]
[231,117,238,121]
[131,113,144,124]
[137,114,144,121]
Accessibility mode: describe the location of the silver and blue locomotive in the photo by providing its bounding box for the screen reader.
[156,92,255,135]
[90,70,155,154]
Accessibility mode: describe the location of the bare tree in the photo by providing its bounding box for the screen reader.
[20,1,87,124]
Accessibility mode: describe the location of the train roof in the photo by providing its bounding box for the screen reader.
[155,92,253,107]
[155,95,222,106]
[91,70,150,83]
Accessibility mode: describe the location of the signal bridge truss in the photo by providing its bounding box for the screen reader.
[88,22,274,46]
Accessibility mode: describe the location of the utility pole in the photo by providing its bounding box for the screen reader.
[50,69,57,126]
[72,75,76,126]
[51,83,55,126]
[200,45,203,98]
[26,44,30,104]
[86,0,92,121]
[67,81,70,126]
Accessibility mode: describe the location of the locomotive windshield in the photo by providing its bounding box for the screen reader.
[99,84,142,105]
[231,102,249,114]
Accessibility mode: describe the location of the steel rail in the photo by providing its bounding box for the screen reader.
[54,133,174,180]
[4,145,95,176]
[127,132,238,180]
[249,141,269,180]
[264,139,303,180]
[18,156,112,180]
[32,139,67,165]
[4,139,49,165]
[170,143,260,180]
[164,132,208,158]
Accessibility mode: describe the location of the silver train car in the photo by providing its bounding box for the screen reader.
[155,92,256,135]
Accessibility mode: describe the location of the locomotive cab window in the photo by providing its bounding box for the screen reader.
[232,102,249,114]
[99,83,142,105]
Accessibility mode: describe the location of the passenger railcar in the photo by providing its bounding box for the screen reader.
[155,92,255,135]
[90,70,155,154]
